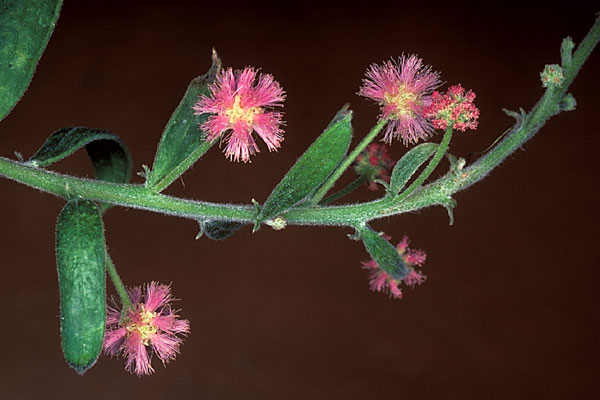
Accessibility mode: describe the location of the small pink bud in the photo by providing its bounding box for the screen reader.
[353,143,394,191]
[423,84,480,132]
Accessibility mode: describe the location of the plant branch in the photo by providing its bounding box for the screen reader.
[0,16,597,230]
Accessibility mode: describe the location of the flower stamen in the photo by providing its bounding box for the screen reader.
[225,95,262,125]
[383,84,419,118]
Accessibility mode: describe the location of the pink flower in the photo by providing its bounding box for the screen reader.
[193,67,285,162]
[358,55,441,145]
[353,143,394,191]
[103,282,190,376]
[361,235,427,299]
[423,84,479,132]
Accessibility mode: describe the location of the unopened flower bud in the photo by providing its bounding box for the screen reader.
[540,64,565,88]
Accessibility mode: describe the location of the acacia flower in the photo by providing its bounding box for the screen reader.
[424,84,479,132]
[193,67,285,162]
[353,143,394,191]
[362,235,427,299]
[358,55,441,145]
[103,282,190,376]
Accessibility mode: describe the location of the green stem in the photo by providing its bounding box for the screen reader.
[395,125,453,202]
[320,176,366,205]
[310,118,387,204]
[105,254,133,309]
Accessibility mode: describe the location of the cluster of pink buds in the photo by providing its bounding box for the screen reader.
[353,143,394,191]
[362,236,427,299]
[423,84,480,132]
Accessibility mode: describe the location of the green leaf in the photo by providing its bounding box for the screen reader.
[0,0,63,121]
[360,225,407,279]
[201,220,245,240]
[29,126,132,212]
[55,199,106,375]
[147,50,221,192]
[388,143,438,195]
[561,36,574,67]
[257,107,353,225]
[441,197,457,225]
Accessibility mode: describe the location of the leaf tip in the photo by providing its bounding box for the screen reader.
[68,359,98,376]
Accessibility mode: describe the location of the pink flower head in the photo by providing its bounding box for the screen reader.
[358,55,441,145]
[193,67,285,162]
[353,143,394,191]
[103,282,190,376]
[424,84,480,132]
[361,235,427,299]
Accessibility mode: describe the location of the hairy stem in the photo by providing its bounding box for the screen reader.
[106,254,133,310]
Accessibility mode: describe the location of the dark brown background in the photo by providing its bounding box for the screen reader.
[0,1,598,398]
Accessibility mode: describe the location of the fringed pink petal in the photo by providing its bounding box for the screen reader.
[144,282,171,312]
[106,304,122,325]
[103,327,127,356]
[388,281,403,299]
[403,270,426,287]
[124,332,154,376]
[201,114,230,142]
[193,96,220,114]
[236,67,257,92]
[368,271,389,292]
[213,68,237,102]
[128,286,142,304]
[225,122,260,162]
[152,313,176,332]
[150,333,182,364]
[253,73,285,106]
[361,259,379,271]
[405,249,427,267]
[252,112,284,151]
[172,318,190,334]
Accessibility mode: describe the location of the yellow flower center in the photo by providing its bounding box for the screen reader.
[384,84,419,117]
[225,95,261,125]
[126,306,158,345]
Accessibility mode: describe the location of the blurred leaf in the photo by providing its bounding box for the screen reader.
[55,199,106,375]
[147,50,221,192]
[0,0,62,121]
[257,106,353,225]
[29,126,132,212]
[360,225,407,279]
[388,143,438,196]
[201,220,245,240]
